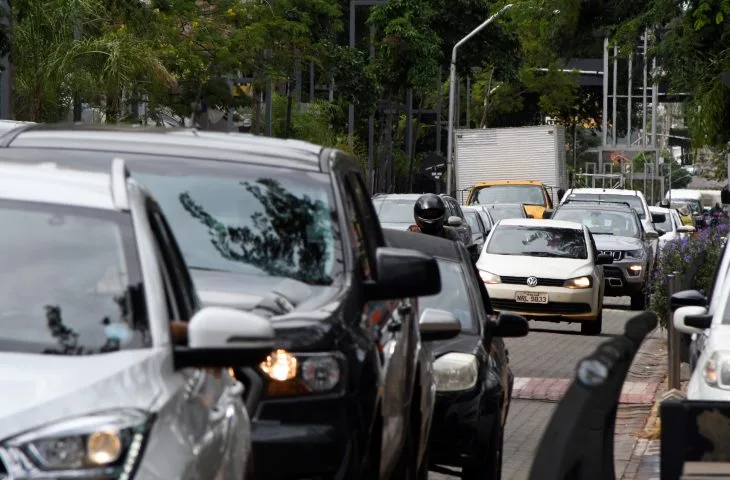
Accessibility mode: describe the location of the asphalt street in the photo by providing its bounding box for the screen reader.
[428,297,636,480]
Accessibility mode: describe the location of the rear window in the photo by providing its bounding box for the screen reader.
[472,185,545,206]
[0,200,148,355]
[553,208,639,238]
[564,193,645,218]
[486,225,588,259]
[487,205,525,222]
[372,198,415,224]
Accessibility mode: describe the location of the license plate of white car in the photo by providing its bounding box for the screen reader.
[515,292,548,304]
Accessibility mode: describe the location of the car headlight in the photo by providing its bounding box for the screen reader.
[479,270,501,284]
[3,410,152,479]
[564,276,593,289]
[260,350,347,397]
[703,351,730,389]
[433,352,478,392]
[625,249,644,259]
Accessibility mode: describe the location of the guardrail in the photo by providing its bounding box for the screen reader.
[528,311,658,480]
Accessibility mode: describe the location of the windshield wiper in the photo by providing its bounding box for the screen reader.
[523,251,556,257]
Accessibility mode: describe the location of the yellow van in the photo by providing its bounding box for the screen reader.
[465,180,554,219]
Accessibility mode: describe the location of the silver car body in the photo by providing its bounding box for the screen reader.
[0,161,257,479]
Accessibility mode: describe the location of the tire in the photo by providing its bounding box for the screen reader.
[581,310,603,336]
[462,418,503,480]
[630,292,647,310]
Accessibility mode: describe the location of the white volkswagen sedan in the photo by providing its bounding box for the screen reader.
[476,219,613,335]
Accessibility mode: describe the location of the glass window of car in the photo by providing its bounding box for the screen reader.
[463,210,482,233]
[420,258,477,332]
[0,200,149,355]
[343,176,374,280]
[372,198,415,224]
[553,208,639,238]
[477,209,494,230]
[485,225,588,259]
[132,161,340,286]
[653,210,673,233]
[487,204,525,222]
[473,185,545,205]
[564,194,646,218]
[672,199,702,215]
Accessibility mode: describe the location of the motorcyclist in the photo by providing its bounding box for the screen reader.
[408,193,460,241]
[711,202,724,216]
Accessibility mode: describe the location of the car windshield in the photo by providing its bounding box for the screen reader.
[487,204,525,222]
[134,162,339,286]
[652,210,673,233]
[564,193,646,218]
[372,198,415,224]
[486,225,587,259]
[420,259,476,332]
[553,208,639,238]
[463,211,481,232]
[473,185,545,205]
[0,200,148,355]
[672,199,702,215]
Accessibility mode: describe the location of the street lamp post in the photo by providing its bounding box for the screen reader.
[445,3,514,196]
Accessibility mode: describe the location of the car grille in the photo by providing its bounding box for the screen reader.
[491,299,592,314]
[603,266,624,279]
[599,250,624,261]
[499,276,565,287]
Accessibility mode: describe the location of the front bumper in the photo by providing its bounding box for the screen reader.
[429,382,501,466]
[486,283,599,321]
[602,261,646,296]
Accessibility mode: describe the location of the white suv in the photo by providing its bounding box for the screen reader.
[0,160,274,479]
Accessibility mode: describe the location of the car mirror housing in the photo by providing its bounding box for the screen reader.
[419,308,462,342]
[364,247,441,301]
[489,312,529,338]
[673,306,711,335]
[671,289,707,310]
[447,216,463,227]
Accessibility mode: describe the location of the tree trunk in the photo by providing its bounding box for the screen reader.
[378,99,395,193]
[407,94,426,191]
[479,66,495,128]
[284,77,293,138]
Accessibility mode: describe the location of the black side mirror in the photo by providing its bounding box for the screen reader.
[596,254,614,265]
[489,311,529,338]
[542,209,553,219]
[655,228,667,236]
[365,247,441,300]
[670,289,707,310]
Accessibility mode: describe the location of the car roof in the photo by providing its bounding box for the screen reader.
[498,218,584,230]
[372,193,423,201]
[649,206,671,213]
[0,161,118,210]
[472,180,544,186]
[383,229,464,261]
[0,124,324,171]
[567,188,640,196]
[557,202,634,212]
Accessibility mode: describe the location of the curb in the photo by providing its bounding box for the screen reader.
[512,377,660,403]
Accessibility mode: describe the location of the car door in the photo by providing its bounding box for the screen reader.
[342,170,415,476]
[148,201,247,480]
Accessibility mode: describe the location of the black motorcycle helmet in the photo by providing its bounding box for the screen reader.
[414,194,446,234]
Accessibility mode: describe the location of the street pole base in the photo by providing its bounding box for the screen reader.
[661,388,686,402]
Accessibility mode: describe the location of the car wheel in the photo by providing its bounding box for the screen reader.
[462,417,503,480]
[630,292,647,310]
[581,310,603,335]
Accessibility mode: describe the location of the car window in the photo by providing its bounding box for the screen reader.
[343,178,374,280]
[372,198,414,223]
[473,185,545,205]
[0,200,149,355]
[477,210,494,230]
[553,208,639,238]
[564,193,645,218]
[133,162,339,286]
[452,201,465,218]
[652,210,673,233]
[464,211,481,232]
[420,259,477,332]
[485,225,588,259]
[487,205,525,221]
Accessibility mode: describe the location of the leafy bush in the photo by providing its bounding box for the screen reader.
[648,225,728,327]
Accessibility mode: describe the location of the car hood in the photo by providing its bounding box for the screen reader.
[592,235,644,251]
[381,221,413,231]
[0,349,168,439]
[477,254,593,278]
[192,270,344,350]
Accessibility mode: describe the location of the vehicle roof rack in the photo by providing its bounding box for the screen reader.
[111,157,130,211]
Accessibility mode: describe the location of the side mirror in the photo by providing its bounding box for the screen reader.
[447,215,463,227]
[673,306,711,335]
[489,311,529,338]
[677,225,696,233]
[173,306,276,369]
[365,247,441,301]
[542,209,553,219]
[646,230,660,240]
[670,289,707,310]
[655,228,667,236]
[651,212,666,224]
[596,253,614,265]
[419,308,462,342]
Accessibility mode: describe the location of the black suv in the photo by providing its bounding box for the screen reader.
[0,125,443,479]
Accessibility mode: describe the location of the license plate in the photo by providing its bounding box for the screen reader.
[515,291,548,304]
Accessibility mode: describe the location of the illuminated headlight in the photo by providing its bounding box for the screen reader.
[703,351,730,389]
[627,264,643,276]
[433,353,478,392]
[260,351,346,397]
[564,276,592,289]
[479,270,501,284]
[3,410,151,479]
[625,249,644,259]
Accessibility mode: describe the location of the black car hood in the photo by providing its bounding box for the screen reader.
[191,269,344,350]
[428,332,481,357]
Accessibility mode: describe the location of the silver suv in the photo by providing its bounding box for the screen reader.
[0,159,274,479]
[552,202,655,310]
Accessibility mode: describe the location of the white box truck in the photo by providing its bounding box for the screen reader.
[454,125,569,206]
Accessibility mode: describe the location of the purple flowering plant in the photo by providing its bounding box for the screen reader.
[648,224,728,327]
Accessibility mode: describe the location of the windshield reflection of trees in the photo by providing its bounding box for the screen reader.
[178,178,335,285]
[42,285,148,355]
[517,228,587,258]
